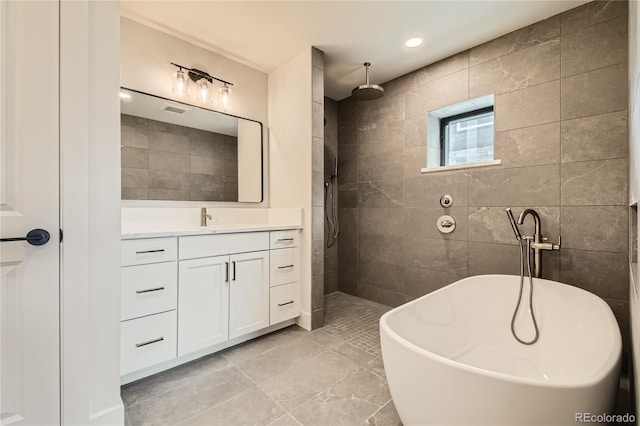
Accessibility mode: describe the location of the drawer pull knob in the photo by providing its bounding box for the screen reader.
[278,265,294,269]
[135,337,164,348]
[135,249,165,254]
[278,300,294,307]
[136,286,165,294]
[276,238,294,242]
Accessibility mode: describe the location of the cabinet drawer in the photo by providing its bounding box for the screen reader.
[121,262,178,321]
[179,232,269,260]
[269,248,299,287]
[121,310,177,375]
[270,282,300,325]
[122,238,177,266]
[270,230,299,249]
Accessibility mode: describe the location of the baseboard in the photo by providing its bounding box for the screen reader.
[297,310,311,330]
[90,401,125,426]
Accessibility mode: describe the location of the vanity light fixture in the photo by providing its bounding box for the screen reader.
[173,66,190,98]
[405,37,423,48]
[219,83,231,111]
[170,62,233,107]
[196,77,211,104]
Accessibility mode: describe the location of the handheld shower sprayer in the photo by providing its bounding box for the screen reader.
[505,208,522,241]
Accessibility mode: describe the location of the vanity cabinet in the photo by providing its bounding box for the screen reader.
[178,249,269,356]
[178,231,270,356]
[178,255,229,356]
[120,237,178,376]
[269,230,301,325]
[121,228,300,382]
[228,250,270,339]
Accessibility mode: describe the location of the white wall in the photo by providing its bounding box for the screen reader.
[60,1,123,424]
[120,17,269,208]
[268,48,313,329]
[238,120,263,202]
[630,0,640,413]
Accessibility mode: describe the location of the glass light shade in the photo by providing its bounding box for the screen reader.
[173,69,190,98]
[219,84,231,111]
[196,78,211,104]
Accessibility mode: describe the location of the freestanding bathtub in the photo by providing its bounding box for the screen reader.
[380,274,621,426]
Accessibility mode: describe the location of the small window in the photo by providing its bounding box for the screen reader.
[425,95,498,172]
[439,107,494,167]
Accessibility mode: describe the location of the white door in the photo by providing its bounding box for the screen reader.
[1,1,60,425]
[178,256,229,356]
[229,251,269,339]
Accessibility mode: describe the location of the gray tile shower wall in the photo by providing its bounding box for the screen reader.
[324,97,339,295]
[121,114,238,201]
[311,47,326,328]
[337,1,630,343]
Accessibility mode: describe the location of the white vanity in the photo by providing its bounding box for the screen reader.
[119,224,301,384]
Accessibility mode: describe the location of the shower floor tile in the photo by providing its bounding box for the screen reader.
[323,292,391,357]
[122,292,401,426]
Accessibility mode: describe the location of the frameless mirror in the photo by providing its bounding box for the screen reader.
[120,87,263,202]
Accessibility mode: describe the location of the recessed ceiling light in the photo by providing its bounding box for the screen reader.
[405,37,423,48]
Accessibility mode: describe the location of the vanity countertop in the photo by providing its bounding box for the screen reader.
[121,223,302,240]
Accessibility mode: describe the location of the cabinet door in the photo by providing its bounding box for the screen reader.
[229,250,269,339]
[178,256,229,356]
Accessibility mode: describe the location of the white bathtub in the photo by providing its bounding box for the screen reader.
[380,274,621,426]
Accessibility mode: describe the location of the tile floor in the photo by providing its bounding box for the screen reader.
[122,292,402,426]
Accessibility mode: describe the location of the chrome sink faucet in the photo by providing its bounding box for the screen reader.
[200,207,212,227]
[516,208,560,278]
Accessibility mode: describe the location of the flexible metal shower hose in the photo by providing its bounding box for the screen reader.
[324,181,339,248]
[511,238,540,345]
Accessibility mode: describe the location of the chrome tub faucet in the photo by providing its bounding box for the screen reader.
[506,208,560,278]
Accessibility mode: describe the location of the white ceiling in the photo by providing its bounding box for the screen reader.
[121,1,589,100]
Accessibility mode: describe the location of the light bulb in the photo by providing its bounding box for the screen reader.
[196,78,210,104]
[405,37,423,48]
[219,84,231,111]
[173,69,189,98]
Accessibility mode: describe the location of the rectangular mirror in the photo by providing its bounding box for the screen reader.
[120,88,263,203]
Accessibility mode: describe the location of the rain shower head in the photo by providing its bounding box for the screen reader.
[352,62,384,101]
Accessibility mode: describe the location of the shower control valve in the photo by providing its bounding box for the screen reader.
[437,215,456,234]
[531,235,561,251]
[440,194,453,208]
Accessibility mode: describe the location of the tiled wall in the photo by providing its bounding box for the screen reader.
[337,1,629,341]
[121,114,238,201]
[628,0,639,409]
[311,48,326,328]
[324,97,339,294]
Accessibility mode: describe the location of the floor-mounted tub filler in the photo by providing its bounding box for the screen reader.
[380,274,621,426]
